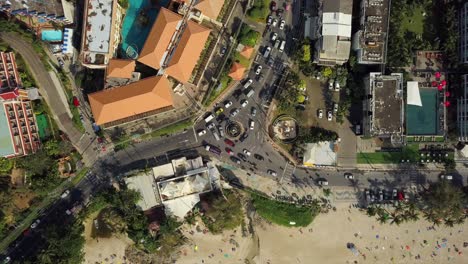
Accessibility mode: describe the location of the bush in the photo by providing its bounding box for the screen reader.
[251,193,319,227]
[238,24,260,47]
[297,127,338,144]
[0,158,13,173]
[201,190,243,234]
[301,44,311,62]
[297,94,305,103]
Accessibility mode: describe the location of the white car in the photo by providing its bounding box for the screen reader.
[327,111,332,121]
[272,18,278,27]
[255,65,263,75]
[30,219,41,229]
[244,78,253,88]
[328,81,333,90]
[267,170,277,177]
[61,190,70,199]
[318,109,323,119]
[344,173,353,180]
[224,100,233,108]
[333,103,338,113]
[279,19,285,30]
[271,32,278,41]
[334,81,340,91]
[243,149,251,156]
[241,99,249,108]
[198,129,207,136]
[440,174,453,180]
[267,15,272,25]
[230,108,240,117]
[318,180,329,186]
[249,120,255,130]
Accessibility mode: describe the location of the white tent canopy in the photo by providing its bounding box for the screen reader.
[407,81,422,106]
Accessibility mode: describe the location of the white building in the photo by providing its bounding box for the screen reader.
[125,156,221,218]
[460,2,468,64]
[314,0,353,65]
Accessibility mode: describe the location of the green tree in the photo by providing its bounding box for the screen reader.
[0,158,13,173]
[422,180,466,226]
[321,67,333,78]
[301,44,311,62]
[202,191,243,234]
[44,140,61,157]
[17,150,55,176]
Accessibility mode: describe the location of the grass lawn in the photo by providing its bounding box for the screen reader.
[205,75,233,106]
[400,6,425,35]
[141,119,193,140]
[251,193,318,227]
[234,52,251,68]
[357,144,420,164]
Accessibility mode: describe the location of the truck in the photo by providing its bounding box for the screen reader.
[205,144,221,155]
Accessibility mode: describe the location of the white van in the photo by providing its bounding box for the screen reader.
[244,79,253,88]
[213,132,220,141]
[279,40,286,52]
[246,89,255,98]
[204,113,215,123]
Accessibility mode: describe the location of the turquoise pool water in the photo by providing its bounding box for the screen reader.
[0,106,15,157]
[406,89,438,135]
[120,0,170,58]
[41,30,63,42]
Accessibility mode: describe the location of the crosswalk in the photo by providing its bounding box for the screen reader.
[280,162,296,183]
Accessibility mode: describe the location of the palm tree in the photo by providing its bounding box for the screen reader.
[366,206,377,217]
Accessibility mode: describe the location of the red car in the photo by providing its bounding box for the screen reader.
[225,148,234,155]
[224,138,235,147]
[271,1,277,11]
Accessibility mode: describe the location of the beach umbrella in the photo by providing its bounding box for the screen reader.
[444,101,451,107]
[435,72,441,78]
[441,80,447,86]
[445,91,450,97]
[437,84,443,91]
[432,81,438,87]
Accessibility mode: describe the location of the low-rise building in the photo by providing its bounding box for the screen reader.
[363,72,404,144]
[352,0,390,64]
[314,0,353,65]
[80,0,123,68]
[125,156,220,218]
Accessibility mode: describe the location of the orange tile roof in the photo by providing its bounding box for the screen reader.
[165,20,211,82]
[228,62,246,80]
[138,8,182,70]
[240,46,254,59]
[106,59,136,79]
[89,76,174,125]
[194,0,225,20]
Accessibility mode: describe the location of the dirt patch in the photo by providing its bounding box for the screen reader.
[10,168,25,186]
[12,191,35,210]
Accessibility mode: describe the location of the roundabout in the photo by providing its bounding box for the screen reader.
[225,121,243,139]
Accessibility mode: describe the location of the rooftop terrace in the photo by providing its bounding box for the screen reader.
[84,0,114,54]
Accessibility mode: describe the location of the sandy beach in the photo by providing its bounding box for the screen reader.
[174,202,467,264]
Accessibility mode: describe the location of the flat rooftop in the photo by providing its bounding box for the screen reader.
[1,0,65,17]
[157,168,211,201]
[371,73,403,135]
[84,0,114,54]
[357,0,389,63]
[125,172,162,211]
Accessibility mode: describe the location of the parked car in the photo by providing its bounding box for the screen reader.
[440,174,453,180]
[215,107,224,115]
[267,15,272,25]
[241,99,249,108]
[327,111,332,121]
[276,8,284,16]
[279,19,285,30]
[243,149,251,156]
[318,179,329,186]
[30,219,41,229]
[267,169,277,176]
[218,125,225,137]
[272,18,278,27]
[226,148,234,155]
[61,190,70,199]
[239,132,249,142]
[58,58,64,67]
[254,154,264,160]
[271,32,278,41]
[249,120,255,130]
[255,65,263,75]
[378,189,384,201]
[365,190,371,202]
[224,100,233,108]
[333,103,338,113]
[197,129,207,136]
[251,107,257,117]
[231,156,241,164]
[220,46,227,56]
[328,81,334,90]
[271,1,277,11]
[206,122,215,129]
[268,57,275,67]
[344,173,353,179]
[244,78,253,88]
[334,81,340,91]
[224,138,235,147]
[318,109,323,119]
[392,189,398,199]
[230,108,240,117]
[263,46,272,58]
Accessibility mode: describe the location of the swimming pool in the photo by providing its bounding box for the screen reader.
[120,0,170,57]
[41,30,63,42]
[406,89,439,135]
[0,106,15,157]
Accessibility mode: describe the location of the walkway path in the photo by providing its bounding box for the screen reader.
[0,32,98,165]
